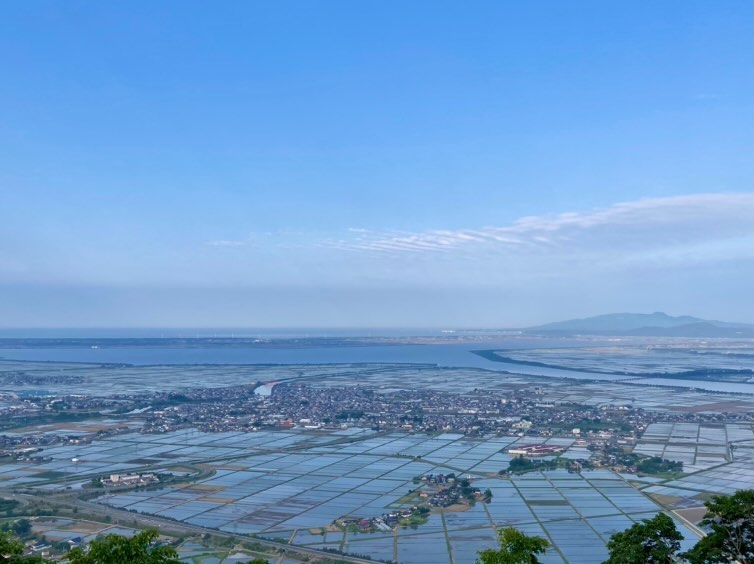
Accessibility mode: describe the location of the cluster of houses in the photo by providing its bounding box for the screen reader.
[338,506,427,532]
[132,373,751,443]
[507,443,565,456]
[413,473,483,507]
[427,484,483,507]
[416,472,456,485]
[101,472,159,486]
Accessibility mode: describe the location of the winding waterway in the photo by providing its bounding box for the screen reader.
[1,343,751,394]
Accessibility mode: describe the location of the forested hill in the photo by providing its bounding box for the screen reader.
[526,312,753,337]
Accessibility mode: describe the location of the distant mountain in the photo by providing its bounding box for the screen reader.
[526,312,754,338]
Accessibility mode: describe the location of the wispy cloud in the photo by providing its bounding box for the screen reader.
[694,93,722,100]
[190,193,752,290]
[205,239,249,247]
[317,193,753,259]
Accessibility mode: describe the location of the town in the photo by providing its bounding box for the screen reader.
[2,377,749,480]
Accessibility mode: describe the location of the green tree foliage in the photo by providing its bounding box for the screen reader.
[12,521,32,540]
[604,513,683,564]
[0,531,44,563]
[0,499,20,517]
[477,527,549,564]
[508,456,534,472]
[0,532,24,562]
[502,455,558,475]
[682,489,754,564]
[65,530,179,564]
[636,457,683,475]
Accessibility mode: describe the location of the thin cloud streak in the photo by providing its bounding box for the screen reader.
[318,193,753,258]
[205,239,249,247]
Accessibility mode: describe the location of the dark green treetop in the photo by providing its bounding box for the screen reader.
[682,489,754,564]
[604,513,683,564]
[477,526,550,564]
[64,530,179,564]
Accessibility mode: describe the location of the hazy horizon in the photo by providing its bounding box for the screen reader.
[0,308,752,335]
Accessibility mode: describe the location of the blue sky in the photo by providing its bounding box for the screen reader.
[1,1,752,328]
